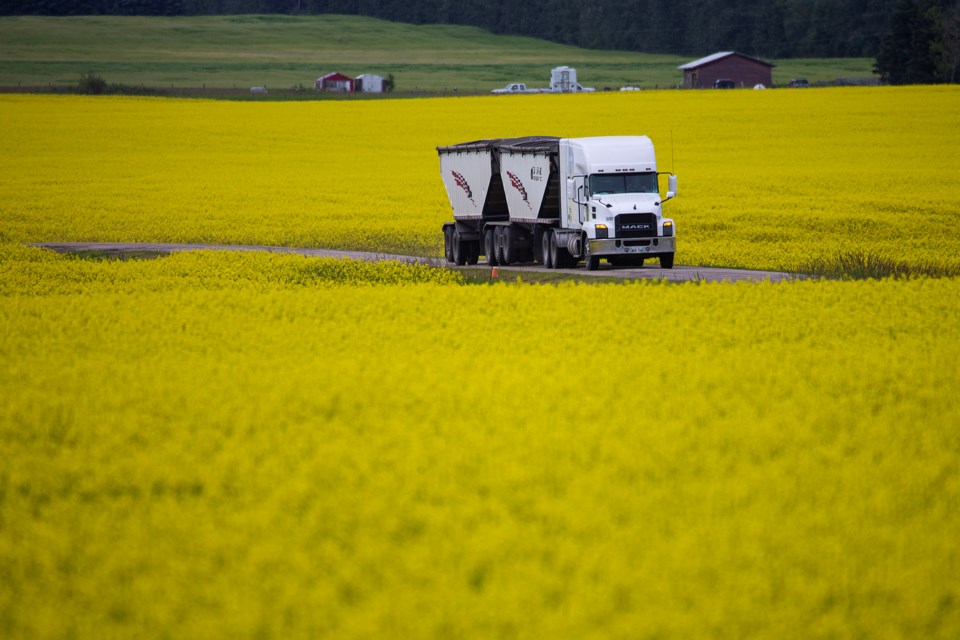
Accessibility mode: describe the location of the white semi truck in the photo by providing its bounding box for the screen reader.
[439,136,677,270]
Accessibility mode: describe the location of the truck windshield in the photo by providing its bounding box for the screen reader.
[590,172,658,196]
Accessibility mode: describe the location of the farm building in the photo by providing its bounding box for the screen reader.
[316,72,354,93]
[678,52,775,88]
[355,74,384,93]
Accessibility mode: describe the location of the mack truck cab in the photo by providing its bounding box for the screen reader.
[562,137,677,269]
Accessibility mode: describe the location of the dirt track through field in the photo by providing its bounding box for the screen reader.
[34,242,800,283]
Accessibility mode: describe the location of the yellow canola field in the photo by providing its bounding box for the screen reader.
[2,245,959,637]
[0,244,463,293]
[2,86,959,271]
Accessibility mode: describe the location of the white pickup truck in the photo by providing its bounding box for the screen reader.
[491,83,542,95]
[491,82,594,94]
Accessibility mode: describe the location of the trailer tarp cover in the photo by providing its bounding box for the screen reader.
[437,136,559,155]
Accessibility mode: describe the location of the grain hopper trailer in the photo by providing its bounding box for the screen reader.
[438,136,677,270]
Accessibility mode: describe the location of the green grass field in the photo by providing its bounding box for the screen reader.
[0,14,876,92]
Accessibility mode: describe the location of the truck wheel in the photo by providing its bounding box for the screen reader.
[444,225,454,263]
[452,231,467,266]
[660,253,675,269]
[548,231,562,269]
[491,226,503,265]
[542,230,554,269]
[484,228,499,266]
[584,234,599,271]
[501,226,515,266]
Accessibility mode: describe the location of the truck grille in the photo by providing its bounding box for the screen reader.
[615,213,657,238]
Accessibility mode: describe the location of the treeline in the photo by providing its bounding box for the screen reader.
[2,0,955,59]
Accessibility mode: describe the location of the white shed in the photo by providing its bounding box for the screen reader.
[355,74,384,93]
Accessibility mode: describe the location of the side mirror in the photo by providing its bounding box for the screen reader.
[664,174,677,201]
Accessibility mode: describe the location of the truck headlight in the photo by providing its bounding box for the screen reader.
[662,221,673,237]
[596,224,608,239]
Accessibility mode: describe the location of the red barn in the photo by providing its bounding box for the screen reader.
[678,52,775,89]
[316,72,354,93]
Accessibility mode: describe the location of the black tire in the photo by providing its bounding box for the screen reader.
[502,226,516,266]
[584,234,599,271]
[542,230,554,269]
[443,226,454,263]
[484,227,498,266]
[548,230,562,269]
[660,252,675,269]
[452,231,467,266]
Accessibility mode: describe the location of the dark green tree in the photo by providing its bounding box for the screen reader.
[932,1,960,81]
[874,0,949,83]
[2,0,930,62]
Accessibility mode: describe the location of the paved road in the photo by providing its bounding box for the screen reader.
[34,242,799,283]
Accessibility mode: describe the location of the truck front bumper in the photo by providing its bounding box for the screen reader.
[588,237,676,257]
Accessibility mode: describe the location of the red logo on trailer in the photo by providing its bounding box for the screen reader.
[506,171,531,209]
[451,171,475,206]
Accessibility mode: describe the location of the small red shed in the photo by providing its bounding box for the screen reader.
[678,52,775,89]
[316,72,354,93]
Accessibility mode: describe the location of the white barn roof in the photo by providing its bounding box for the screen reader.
[678,51,775,70]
